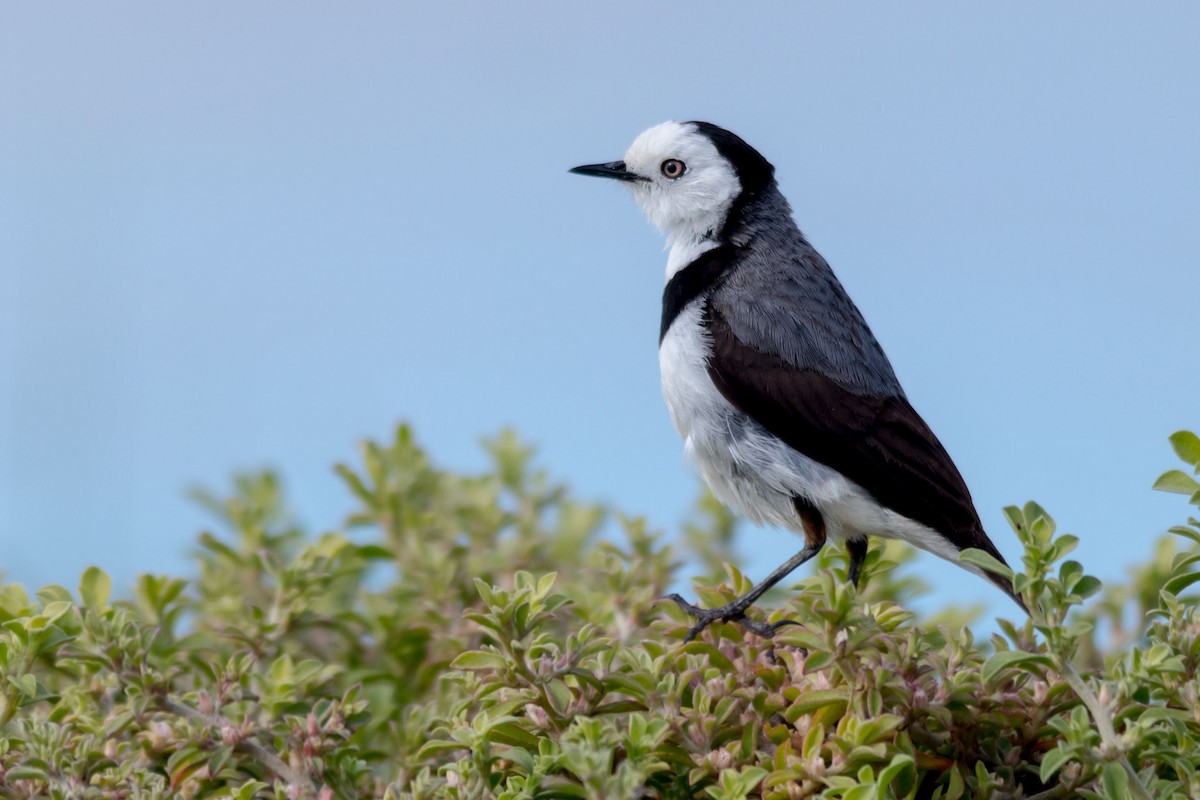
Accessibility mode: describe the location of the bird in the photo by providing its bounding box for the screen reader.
[570,121,1026,641]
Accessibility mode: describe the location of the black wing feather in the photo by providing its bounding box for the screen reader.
[704,303,1011,569]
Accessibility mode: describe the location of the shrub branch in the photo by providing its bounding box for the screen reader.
[161,696,318,796]
[1059,663,1152,800]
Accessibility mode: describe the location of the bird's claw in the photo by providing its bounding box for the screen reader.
[663,593,797,642]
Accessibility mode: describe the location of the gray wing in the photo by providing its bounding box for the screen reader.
[715,221,903,397]
[705,226,1014,571]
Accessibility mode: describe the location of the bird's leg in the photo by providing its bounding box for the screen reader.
[665,543,823,641]
[846,537,868,587]
[665,496,826,642]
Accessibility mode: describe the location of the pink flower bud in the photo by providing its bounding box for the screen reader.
[704,749,734,771]
[525,703,552,730]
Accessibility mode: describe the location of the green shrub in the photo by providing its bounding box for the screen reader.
[1,426,1199,799]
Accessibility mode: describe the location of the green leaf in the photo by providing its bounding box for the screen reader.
[1002,505,1026,535]
[1167,524,1200,546]
[1049,534,1079,561]
[39,601,73,625]
[473,578,498,609]
[1169,430,1200,467]
[855,714,903,745]
[488,721,540,749]
[705,767,768,800]
[416,738,467,759]
[1073,575,1102,599]
[945,765,965,800]
[501,746,535,773]
[233,781,269,800]
[9,673,38,698]
[803,722,824,760]
[1100,762,1128,798]
[784,690,847,723]
[37,585,72,604]
[450,650,509,671]
[1153,470,1200,495]
[842,785,876,800]
[4,766,49,782]
[982,650,1051,683]
[1038,746,1073,783]
[546,679,572,714]
[1169,550,1200,571]
[958,548,1013,581]
[335,462,375,505]
[803,650,835,671]
[167,744,210,786]
[1162,570,1200,597]
[877,753,914,792]
[682,640,735,671]
[1136,707,1192,725]
[79,566,111,612]
[355,544,393,560]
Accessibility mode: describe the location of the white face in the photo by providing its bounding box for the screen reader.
[621,122,741,243]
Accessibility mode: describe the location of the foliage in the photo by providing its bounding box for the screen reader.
[1,425,1199,799]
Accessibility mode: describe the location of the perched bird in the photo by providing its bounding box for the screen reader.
[571,121,1025,641]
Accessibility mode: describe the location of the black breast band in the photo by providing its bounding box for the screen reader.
[659,244,737,344]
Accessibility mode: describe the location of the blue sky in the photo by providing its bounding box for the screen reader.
[2,3,1198,617]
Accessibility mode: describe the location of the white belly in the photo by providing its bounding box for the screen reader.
[658,305,962,564]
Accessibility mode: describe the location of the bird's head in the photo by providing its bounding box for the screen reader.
[571,121,775,243]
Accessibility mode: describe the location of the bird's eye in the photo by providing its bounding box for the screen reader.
[660,159,686,179]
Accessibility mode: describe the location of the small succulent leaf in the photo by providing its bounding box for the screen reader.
[1153,470,1200,495]
[982,650,1051,683]
[1168,430,1200,467]
[78,567,111,612]
[451,650,509,671]
[957,549,1013,581]
[1038,746,1073,783]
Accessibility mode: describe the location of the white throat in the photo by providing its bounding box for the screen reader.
[620,121,742,266]
[665,235,720,281]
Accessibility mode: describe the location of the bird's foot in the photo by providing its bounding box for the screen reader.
[663,593,799,643]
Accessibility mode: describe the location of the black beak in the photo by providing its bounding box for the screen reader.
[569,160,648,183]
